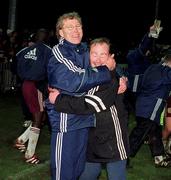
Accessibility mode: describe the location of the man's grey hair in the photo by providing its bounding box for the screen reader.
[56,12,82,39]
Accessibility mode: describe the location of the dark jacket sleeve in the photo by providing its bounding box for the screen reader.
[54,81,119,115]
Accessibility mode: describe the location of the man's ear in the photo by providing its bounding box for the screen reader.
[59,29,64,38]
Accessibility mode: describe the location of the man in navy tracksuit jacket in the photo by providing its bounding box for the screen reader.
[15,29,52,164]
[129,50,171,167]
[46,12,113,180]
[127,33,153,94]
[126,25,162,110]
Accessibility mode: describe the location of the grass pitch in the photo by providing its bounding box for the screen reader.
[0,93,171,179]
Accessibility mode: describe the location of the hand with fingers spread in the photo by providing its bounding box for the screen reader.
[105,54,116,71]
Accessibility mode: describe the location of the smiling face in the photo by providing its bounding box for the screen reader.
[59,18,83,44]
[90,42,110,67]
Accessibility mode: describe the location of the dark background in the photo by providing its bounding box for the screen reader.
[0,0,170,50]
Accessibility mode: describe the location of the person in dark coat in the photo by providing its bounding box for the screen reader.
[129,49,171,167]
[126,24,162,111]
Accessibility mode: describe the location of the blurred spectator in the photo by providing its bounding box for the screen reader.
[14,28,51,164]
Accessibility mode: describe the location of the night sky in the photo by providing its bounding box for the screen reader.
[0,0,170,50]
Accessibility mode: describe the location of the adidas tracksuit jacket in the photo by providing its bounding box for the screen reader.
[46,38,111,180]
[17,42,51,82]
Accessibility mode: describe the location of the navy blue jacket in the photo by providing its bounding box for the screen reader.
[46,38,111,132]
[127,34,153,93]
[17,42,51,81]
[136,63,171,124]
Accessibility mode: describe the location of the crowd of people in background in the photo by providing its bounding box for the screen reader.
[1,11,171,180]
